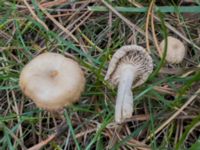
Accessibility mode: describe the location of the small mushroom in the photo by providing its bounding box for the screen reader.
[159,36,186,64]
[105,45,153,123]
[19,52,85,110]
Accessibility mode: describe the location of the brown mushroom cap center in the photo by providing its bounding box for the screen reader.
[49,70,59,78]
[172,43,179,50]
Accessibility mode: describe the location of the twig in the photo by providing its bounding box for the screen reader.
[37,3,79,43]
[154,15,200,51]
[145,87,200,141]
[11,90,24,148]
[122,136,151,150]
[153,86,176,96]
[150,3,162,56]
[40,0,66,8]
[107,11,112,48]
[28,123,68,150]
[23,0,49,30]
[77,28,103,52]
[101,0,153,42]
[75,128,97,138]
[128,0,200,51]
[181,64,200,77]
[145,0,154,53]
[67,12,93,36]
[28,135,55,150]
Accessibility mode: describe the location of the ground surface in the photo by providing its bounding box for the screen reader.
[0,0,200,150]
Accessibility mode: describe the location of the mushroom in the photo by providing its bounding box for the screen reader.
[105,45,153,123]
[19,52,85,110]
[159,36,186,64]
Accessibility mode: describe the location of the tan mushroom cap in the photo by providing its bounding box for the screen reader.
[105,45,153,88]
[159,36,186,64]
[19,52,85,110]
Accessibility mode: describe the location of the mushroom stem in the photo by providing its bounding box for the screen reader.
[115,65,137,123]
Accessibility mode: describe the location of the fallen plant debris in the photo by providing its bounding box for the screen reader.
[0,0,200,149]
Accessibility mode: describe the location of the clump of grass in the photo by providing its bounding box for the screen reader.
[0,0,200,149]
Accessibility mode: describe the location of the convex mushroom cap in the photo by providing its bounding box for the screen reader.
[105,45,153,123]
[19,52,85,110]
[159,36,186,64]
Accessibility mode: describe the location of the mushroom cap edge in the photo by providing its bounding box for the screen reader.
[19,52,85,111]
[104,45,153,88]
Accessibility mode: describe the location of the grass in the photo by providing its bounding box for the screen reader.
[0,0,200,150]
[88,6,200,13]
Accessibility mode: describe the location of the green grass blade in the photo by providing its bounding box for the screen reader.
[88,6,200,13]
[175,115,200,150]
[190,139,200,150]
[64,110,81,150]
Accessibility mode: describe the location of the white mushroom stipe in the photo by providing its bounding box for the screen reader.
[19,52,85,111]
[105,45,153,123]
[115,65,137,122]
[159,36,186,64]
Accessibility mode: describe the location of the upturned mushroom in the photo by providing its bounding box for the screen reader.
[19,52,85,110]
[159,36,186,64]
[105,45,153,123]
